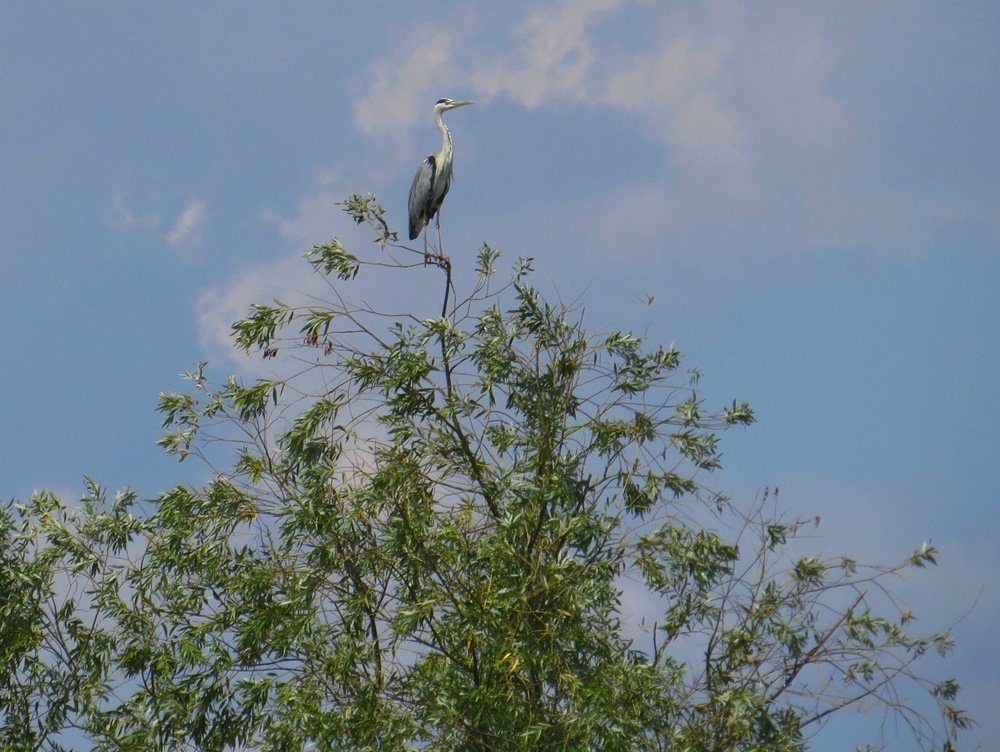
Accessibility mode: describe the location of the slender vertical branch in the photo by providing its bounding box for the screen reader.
[441,256,452,320]
[437,254,454,394]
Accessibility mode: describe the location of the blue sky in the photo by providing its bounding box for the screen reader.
[2,2,997,746]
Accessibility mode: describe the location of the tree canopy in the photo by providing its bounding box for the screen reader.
[1,195,968,751]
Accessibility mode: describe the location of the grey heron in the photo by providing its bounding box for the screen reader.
[408,97,473,259]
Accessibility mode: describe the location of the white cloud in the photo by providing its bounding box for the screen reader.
[561,7,878,262]
[355,29,458,138]
[167,200,207,246]
[471,0,624,107]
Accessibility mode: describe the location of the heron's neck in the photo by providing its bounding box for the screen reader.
[435,110,453,157]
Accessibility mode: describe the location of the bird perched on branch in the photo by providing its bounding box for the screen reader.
[408,98,473,261]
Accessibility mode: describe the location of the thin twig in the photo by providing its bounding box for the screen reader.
[770,590,866,703]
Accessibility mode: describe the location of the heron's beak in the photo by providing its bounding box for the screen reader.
[450,100,474,109]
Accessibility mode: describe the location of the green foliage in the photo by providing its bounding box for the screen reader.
[0,196,967,751]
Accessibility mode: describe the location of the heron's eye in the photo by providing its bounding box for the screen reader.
[436,98,450,105]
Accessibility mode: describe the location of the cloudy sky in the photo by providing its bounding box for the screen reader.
[2,2,997,746]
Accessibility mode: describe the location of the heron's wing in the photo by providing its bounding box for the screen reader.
[408,155,437,240]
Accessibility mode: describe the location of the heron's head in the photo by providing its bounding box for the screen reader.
[435,98,474,113]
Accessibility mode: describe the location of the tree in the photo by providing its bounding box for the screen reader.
[1,195,969,750]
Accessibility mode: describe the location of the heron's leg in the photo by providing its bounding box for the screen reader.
[435,212,443,258]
